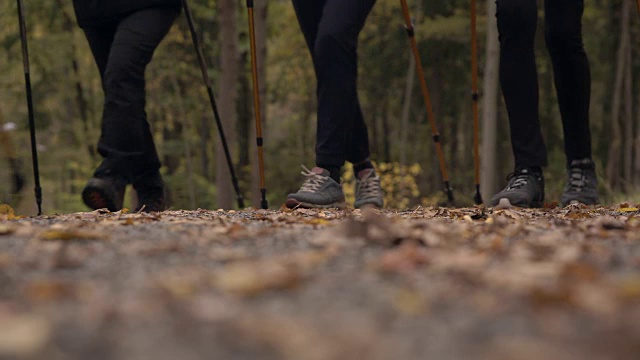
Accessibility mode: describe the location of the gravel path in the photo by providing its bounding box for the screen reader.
[1,205,640,360]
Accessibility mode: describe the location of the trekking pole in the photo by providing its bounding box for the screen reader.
[470,0,483,205]
[16,0,42,215]
[181,0,245,209]
[399,0,454,203]
[246,0,268,209]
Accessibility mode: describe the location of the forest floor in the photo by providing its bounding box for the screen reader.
[1,204,640,360]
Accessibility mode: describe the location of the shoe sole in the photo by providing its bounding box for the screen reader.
[82,186,118,212]
[494,198,542,209]
[285,198,347,210]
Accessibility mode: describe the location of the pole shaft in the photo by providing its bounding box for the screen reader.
[471,0,483,205]
[181,0,245,208]
[399,0,453,202]
[17,0,42,215]
[247,2,268,209]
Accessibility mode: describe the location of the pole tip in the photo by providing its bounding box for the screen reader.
[260,199,268,210]
[474,184,483,205]
[444,182,454,203]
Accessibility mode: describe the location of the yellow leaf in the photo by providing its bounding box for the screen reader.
[39,229,105,241]
[619,207,639,212]
[0,204,16,220]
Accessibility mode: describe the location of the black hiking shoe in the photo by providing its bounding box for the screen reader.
[491,168,545,209]
[285,166,346,209]
[82,172,127,212]
[133,171,166,213]
[561,158,599,206]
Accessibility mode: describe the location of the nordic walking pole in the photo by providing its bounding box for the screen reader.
[180,0,245,209]
[470,0,483,205]
[399,0,454,203]
[246,0,268,209]
[16,0,42,215]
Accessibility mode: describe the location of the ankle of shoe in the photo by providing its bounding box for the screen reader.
[317,164,341,183]
[568,158,595,170]
[516,166,543,176]
[132,170,164,189]
[353,159,374,175]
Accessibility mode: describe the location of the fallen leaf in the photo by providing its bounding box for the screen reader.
[39,229,106,241]
[0,224,16,235]
[0,314,51,357]
[214,260,300,297]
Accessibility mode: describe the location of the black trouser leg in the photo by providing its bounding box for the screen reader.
[83,7,179,181]
[544,0,592,164]
[496,0,547,169]
[292,0,376,169]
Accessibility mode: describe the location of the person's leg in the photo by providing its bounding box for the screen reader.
[491,0,545,208]
[291,0,325,54]
[82,26,116,83]
[98,6,179,182]
[311,0,376,174]
[287,0,379,209]
[496,0,547,169]
[545,0,598,205]
[81,24,129,211]
[544,0,591,163]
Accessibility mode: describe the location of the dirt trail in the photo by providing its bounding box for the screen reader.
[1,205,640,360]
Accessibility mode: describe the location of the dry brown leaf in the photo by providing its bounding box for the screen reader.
[377,242,429,274]
[0,314,51,357]
[392,288,428,315]
[0,224,16,235]
[213,260,301,297]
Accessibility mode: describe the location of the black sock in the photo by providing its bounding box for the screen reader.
[353,159,374,175]
[318,164,341,183]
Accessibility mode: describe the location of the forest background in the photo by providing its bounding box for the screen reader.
[0,0,639,213]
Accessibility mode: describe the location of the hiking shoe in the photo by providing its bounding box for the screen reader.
[133,172,166,212]
[82,172,127,212]
[491,168,545,208]
[354,168,383,209]
[285,166,346,209]
[561,158,599,206]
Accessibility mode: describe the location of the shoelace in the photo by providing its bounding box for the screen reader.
[506,172,530,191]
[567,167,586,192]
[357,171,382,198]
[299,165,329,192]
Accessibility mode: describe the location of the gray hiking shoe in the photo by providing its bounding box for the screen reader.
[491,168,545,208]
[354,168,383,209]
[285,166,346,209]
[561,159,599,206]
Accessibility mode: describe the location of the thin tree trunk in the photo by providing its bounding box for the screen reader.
[56,0,96,161]
[172,78,196,209]
[400,0,422,165]
[481,0,500,202]
[217,0,238,209]
[606,0,630,190]
[623,42,633,191]
[634,89,640,188]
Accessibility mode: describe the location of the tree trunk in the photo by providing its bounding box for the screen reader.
[217,0,238,209]
[634,89,640,188]
[606,0,630,190]
[623,42,633,191]
[481,0,500,202]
